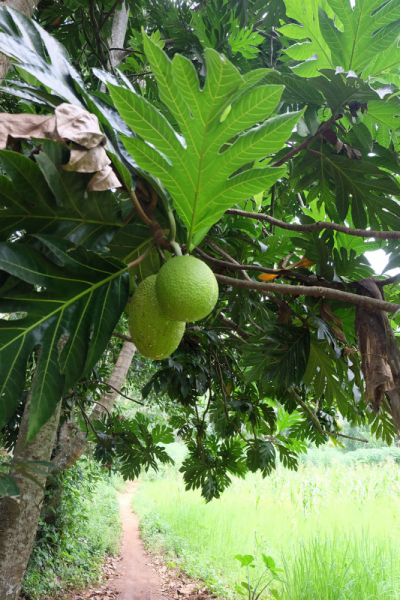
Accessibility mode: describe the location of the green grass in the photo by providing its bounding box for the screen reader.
[134,457,400,599]
[22,465,123,599]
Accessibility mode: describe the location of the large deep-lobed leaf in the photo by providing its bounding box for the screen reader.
[109,33,303,246]
[280,0,400,79]
[303,338,351,414]
[292,145,400,229]
[242,325,310,386]
[0,236,128,441]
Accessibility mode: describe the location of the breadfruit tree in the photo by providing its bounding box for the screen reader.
[2,0,400,507]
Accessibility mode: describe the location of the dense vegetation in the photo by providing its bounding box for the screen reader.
[23,460,122,599]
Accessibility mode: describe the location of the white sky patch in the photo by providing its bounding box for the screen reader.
[365,249,400,277]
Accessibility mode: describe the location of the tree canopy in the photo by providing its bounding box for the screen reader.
[2,0,400,501]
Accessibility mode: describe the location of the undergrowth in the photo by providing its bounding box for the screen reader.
[22,458,124,600]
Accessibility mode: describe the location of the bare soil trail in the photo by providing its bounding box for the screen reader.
[61,482,213,600]
[110,481,166,600]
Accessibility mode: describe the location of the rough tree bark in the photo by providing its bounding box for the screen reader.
[0,1,40,81]
[108,0,130,69]
[52,340,136,470]
[0,378,61,600]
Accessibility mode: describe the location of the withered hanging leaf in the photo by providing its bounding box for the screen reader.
[62,145,111,173]
[54,103,106,148]
[319,300,344,330]
[355,279,392,412]
[0,113,57,148]
[87,166,121,192]
[0,103,120,191]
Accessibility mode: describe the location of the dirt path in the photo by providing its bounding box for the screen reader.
[110,482,166,600]
[62,482,213,600]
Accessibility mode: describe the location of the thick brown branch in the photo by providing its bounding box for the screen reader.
[226,209,400,240]
[215,274,400,314]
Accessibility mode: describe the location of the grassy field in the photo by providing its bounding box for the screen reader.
[134,448,400,599]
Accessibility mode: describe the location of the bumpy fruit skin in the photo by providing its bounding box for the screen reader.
[155,256,219,322]
[129,275,185,360]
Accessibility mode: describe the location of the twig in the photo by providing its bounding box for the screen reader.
[203,240,287,308]
[225,209,400,241]
[127,244,155,269]
[112,332,133,343]
[89,0,107,69]
[78,379,144,406]
[324,431,368,443]
[76,400,102,441]
[216,361,255,449]
[217,313,251,341]
[109,47,144,55]
[127,70,153,78]
[214,274,400,314]
[195,247,336,286]
[98,0,121,30]
[127,188,171,251]
[270,184,275,233]
[85,399,111,417]
[289,389,368,443]
[273,115,337,167]
[289,389,325,434]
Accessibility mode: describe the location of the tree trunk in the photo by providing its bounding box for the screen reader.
[108,0,129,69]
[0,1,41,82]
[0,383,61,600]
[52,341,136,470]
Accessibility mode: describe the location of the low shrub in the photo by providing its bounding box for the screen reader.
[22,459,123,600]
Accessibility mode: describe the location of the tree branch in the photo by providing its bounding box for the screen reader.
[215,274,400,314]
[195,247,340,289]
[289,389,368,443]
[98,0,121,30]
[112,331,132,342]
[225,209,400,241]
[78,379,144,406]
[273,115,337,167]
[217,313,251,341]
[325,431,368,443]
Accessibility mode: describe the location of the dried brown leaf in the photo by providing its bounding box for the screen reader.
[0,113,57,148]
[62,145,111,173]
[55,104,106,148]
[87,165,121,191]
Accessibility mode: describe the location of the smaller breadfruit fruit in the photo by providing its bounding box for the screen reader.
[155,255,219,323]
[129,275,185,360]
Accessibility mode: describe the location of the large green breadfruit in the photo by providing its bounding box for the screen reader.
[129,275,185,360]
[155,256,218,323]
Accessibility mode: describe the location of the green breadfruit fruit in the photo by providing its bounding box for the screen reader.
[129,275,185,360]
[155,255,219,323]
